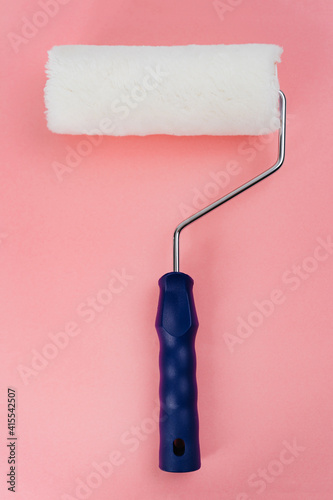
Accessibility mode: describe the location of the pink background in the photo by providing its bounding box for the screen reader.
[1,1,333,499]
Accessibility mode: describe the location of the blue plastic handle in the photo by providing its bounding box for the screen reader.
[155,272,200,472]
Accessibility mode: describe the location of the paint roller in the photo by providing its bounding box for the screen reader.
[44,43,286,472]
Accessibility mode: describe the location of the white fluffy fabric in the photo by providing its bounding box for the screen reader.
[45,44,283,136]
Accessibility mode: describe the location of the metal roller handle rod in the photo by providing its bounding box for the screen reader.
[173,90,286,272]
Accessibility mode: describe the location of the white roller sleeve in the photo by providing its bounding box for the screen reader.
[44,44,283,136]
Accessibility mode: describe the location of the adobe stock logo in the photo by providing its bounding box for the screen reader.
[224,236,333,353]
[51,64,169,182]
[179,161,242,218]
[61,400,166,500]
[213,0,244,22]
[236,438,306,499]
[237,115,295,163]
[17,269,134,385]
[7,0,72,54]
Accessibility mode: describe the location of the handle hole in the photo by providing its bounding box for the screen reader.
[173,438,185,456]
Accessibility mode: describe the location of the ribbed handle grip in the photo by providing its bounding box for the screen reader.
[155,272,200,472]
